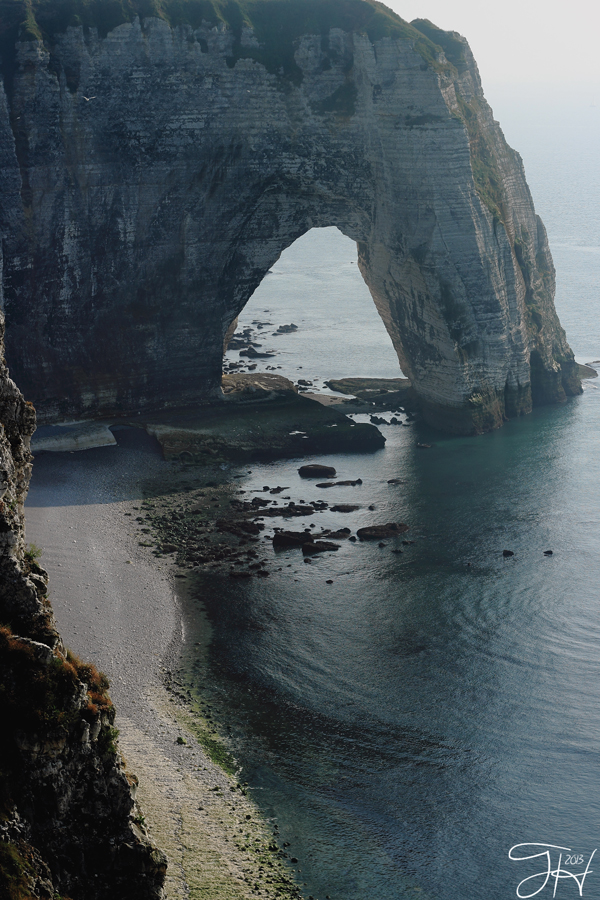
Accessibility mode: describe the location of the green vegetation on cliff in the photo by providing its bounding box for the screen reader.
[411,17,469,72]
[0,841,42,900]
[455,93,508,224]
[0,628,115,815]
[1,0,448,81]
[410,18,509,226]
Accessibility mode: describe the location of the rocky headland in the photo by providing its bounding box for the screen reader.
[0,0,581,435]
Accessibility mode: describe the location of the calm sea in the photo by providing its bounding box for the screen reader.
[204,85,600,900]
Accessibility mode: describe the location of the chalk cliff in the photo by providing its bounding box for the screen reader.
[0,312,165,897]
[0,0,580,433]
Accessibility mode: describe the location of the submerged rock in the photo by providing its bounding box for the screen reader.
[316,478,362,488]
[301,541,341,555]
[325,529,352,540]
[357,523,410,539]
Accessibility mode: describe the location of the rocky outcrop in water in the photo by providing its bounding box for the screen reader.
[0,310,165,899]
[0,0,580,433]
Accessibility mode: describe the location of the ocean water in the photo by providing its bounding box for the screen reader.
[200,88,600,900]
[223,227,404,388]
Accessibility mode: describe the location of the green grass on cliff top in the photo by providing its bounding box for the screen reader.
[1,0,448,74]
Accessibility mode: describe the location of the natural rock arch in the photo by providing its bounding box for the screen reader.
[0,0,580,432]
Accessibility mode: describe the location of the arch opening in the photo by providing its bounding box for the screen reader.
[222,227,405,398]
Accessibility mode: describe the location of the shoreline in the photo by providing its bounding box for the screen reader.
[25,433,305,900]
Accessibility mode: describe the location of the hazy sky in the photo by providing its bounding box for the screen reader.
[384,0,600,88]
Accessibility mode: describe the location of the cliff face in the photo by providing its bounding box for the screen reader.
[0,313,165,898]
[0,0,580,433]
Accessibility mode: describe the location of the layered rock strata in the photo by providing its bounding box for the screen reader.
[0,311,165,899]
[0,0,580,433]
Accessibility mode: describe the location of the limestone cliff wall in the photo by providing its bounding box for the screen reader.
[0,312,165,898]
[0,0,580,433]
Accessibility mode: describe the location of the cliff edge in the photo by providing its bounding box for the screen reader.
[0,0,581,433]
[0,311,165,898]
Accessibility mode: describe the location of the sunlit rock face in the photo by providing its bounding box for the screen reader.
[0,1,580,433]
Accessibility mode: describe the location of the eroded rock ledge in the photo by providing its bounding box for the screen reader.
[0,0,581,434]
[0,310,165,898]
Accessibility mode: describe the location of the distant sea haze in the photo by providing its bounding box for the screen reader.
[213,89,600,899]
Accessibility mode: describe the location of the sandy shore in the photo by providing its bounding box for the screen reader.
[25,429,304,900]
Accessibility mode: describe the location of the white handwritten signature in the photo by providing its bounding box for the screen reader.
[509,844,597,898]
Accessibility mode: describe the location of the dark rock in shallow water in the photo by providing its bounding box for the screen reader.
[357,523,410,539]
[298,464,336,478]
[272,531,310,549]
[330,504,360,513]
[302,541,341,555]
[316,478,362,488]
[239,347,276,359]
